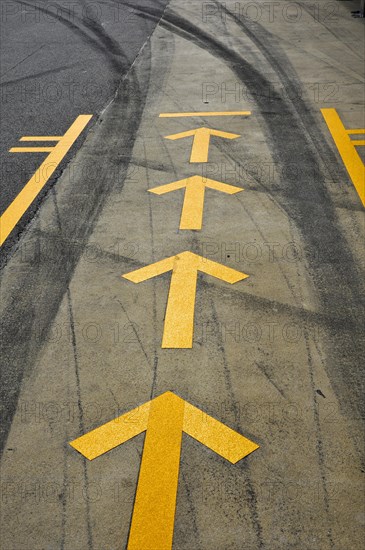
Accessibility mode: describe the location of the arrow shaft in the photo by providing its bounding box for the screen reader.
[180,182,205,229]
[122,252,248,348]
[127,394,184,550]
[162,261,198,348]
[190,129,210,162]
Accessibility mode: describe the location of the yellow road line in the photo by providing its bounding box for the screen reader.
[347,129,365,134]
[9,147,55,153]
[321,108,365,207]
[19,136,62,141]
[159,111,251,117]
[0,115,92,245]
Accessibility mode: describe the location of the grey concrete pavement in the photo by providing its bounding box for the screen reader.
[0,1,364,549]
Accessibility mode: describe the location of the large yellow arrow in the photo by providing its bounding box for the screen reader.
[122,251,248,348]
[149,175,243,230]
[70,391,259,550]
[165,127,241,162]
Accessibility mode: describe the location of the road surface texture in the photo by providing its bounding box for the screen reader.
[0,0,170,256]
[0,1,364,549]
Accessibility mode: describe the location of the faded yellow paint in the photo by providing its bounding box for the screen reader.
[10,147,54,153]
[70,392,259,550]
[149,175,243,230]
[159,111,251,117]
[123,252,248,348]
[321,108,365,207]
[19,136,63,140]
[0,115,92,245]
[165,127,240,163]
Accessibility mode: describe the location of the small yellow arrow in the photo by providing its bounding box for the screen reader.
[165,127,241,162]
[122,251,248,348]
[70,391,259,550]
[149,175,243,230]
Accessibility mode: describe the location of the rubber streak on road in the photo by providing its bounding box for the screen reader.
[0,1,364,549]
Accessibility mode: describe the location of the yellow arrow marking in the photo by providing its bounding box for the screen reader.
[69,401,151,460]
[122,251,248,348]
[149,175,243,230]
[128,392,184,549]
[321,108,365,207]
[70,391,259,550]
[0,115,92,245]
[165,127,241,163]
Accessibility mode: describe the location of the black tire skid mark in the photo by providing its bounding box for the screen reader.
[12,0,128,74]
[216,2,365,452]
[118,17,265,544]
[0,0,132,258]
[0,45,153,456]
[0,0,171,261]
[134,2,365,425]
[124,5,364,539]
[0,63,82,86]
[77,0,132,57]
[216,1,362,207]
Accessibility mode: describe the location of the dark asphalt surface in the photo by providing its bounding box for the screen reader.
[0,0,169,258]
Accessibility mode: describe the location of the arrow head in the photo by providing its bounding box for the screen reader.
[70,392,259,463]
[183,399,259,463]
[70,400,151,460]
[165,129,198,140]
[165,128,241,140]
[209,128,241,139]
[165,127,241,163]
[148,178,189,195]
[149,175,243,196]
[122,251,248,284]
[199,176,243,194]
